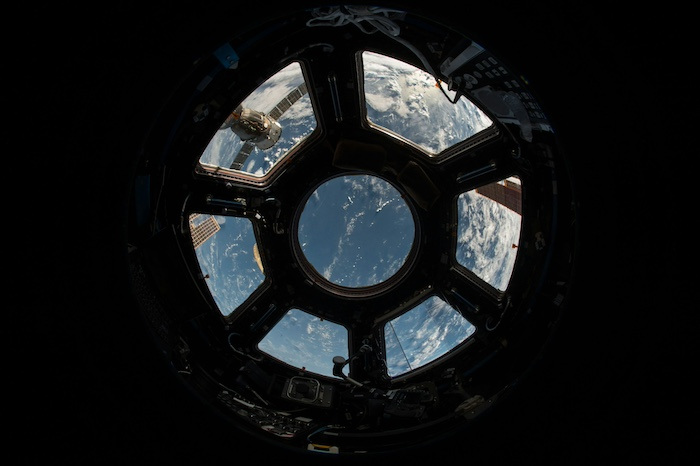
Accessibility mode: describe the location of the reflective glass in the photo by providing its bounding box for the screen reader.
[363,51,492,155]
[298,174,415,288]
[258,308,349,378]
[199,62,316,176]
[191,214,265,316]
[455,178,522,291]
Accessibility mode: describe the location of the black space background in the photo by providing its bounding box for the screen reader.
[8,2,695,465]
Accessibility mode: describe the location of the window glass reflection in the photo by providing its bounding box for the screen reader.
[190,214,265,316]
[455,177,522,291]
[298,174,415,288]
[363,51,492,155]
[199,62,316,176]
[258,309,349,378]
[384,296,475,377]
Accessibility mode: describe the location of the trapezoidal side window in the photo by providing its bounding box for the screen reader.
[455,177,523,291]
[257,308,349,378]
[198,61,317,181]
[384,295,476,378]
[362,51,493,156]
[189,213,266,317]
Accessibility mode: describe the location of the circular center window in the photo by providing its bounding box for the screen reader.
[297,174,415,288]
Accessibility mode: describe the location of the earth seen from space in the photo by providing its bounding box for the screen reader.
[195,52,521,377]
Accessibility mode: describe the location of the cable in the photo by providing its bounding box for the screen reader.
[309,6,464,105]
[307,6,403,35]
[228,332,263,361]
[306,425,332,443]
[485,295,511,331]
[388,320,412,371]
[306,6,440,80]
[436,80,463,104]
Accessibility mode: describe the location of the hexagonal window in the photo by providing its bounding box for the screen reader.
[257,308,349,378]
[190,214,265,317]
[384,295,476,378]
[362,51,493,155]
[199,61,317,177]
[455,177,522,291]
